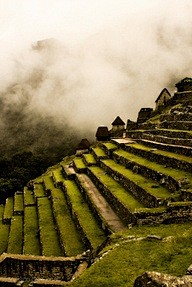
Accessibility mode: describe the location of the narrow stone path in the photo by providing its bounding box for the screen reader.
[77,174,127,232]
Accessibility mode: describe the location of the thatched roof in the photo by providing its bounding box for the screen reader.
[96,126,109,137]
[155,88,171,103]
[76,138,90,150]
[112,116,125,126]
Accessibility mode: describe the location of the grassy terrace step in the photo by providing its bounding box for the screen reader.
[52,167,65,187]
[63,180,106,251]
[3,197,13,224]
[37,197,62,256]
[140,132,192,148]
[73,158,87,173]
[7,215,23,254]
[113,149,192,193]
[127,129,192,140]
[0,206,9,253]
[13,192,24,215]
[33,182,46,199]
[43,175,55,193]
[100,159,175,207]
[91,147,108,161]
[82,153,97,166]
[88,166,144,224]
[50,187,85,256]
[138,138,192,157]
[23,206,41,256]
[124,142,192,172]
[24,187,35,206]
[100,142,118,157]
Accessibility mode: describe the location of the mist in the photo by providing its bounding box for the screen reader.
[0,0,192,158]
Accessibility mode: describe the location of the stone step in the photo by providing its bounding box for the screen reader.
[82,153,97,166]
[100,159,176,207]
[138,133,192,148]
[160,112,192,122]
[123,142,192,173]
[87,166,143,225]
[126,129,192,140]
[73,157,87,173]
[112,149,192,193]
[91,146,108,162]
[160,121,192,130]
[137,138,192,156]
[75,173,126,233]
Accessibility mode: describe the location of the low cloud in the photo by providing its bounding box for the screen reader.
[0,0,192,157]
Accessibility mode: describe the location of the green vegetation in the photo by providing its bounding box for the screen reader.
[101,159,172,200]
[3,197,13,221]
[24,206,41,255]
[102,142,117,150]
[34,183,45,198]
[114,149,192,190]
[0,206,9,254]
[127,143,192,164]
[14,192,24,214]
[89,166,143,211]
[64,180,106,249]
[73,158,86,169]
[92,147,107,158]
[24,187,35,206]
[71,222,192,287]
[52,167,64,184]
[7,216,23,254]
[43,175,55,191]
[83,153,97,165]
[51,187,85,256]
[37,197,62,256]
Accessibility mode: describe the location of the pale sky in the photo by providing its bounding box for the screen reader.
[1,0,192,128]
[0,0,161,47]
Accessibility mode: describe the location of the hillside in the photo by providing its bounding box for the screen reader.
[0,83,192,286]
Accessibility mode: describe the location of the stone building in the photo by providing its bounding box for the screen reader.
[111,116,125,132]
[96,126,110,141]
[155,88,171,110]
[76,138,91,155]
[126,119,137,131]
[175,77,192,92]
[137,108,153,124]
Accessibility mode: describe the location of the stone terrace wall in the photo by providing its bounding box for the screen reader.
[0,253,86,282]
[112,152,180,193]
[124,144,192,172]
[137,133,192,148]
[100,161,162,208]
[87,168,137,226]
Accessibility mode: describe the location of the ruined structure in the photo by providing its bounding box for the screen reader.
[76,138,91,155]
[155,88,171,110]
[137,108,153,124]
[175,77,192,92]
[111,116,125,135]
[96,126,110,141]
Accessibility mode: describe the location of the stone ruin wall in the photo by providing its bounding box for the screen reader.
[0,253,87,283]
